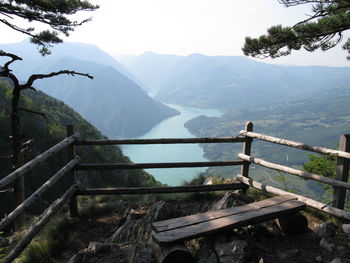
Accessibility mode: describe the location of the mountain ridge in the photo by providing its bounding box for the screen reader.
[125,51,350,109]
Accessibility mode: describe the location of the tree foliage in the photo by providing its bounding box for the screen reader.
[242,0,350,59]
[0,0,98,55]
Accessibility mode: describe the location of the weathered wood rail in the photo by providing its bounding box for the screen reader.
[1,121,350,262]
[238,123,350,214]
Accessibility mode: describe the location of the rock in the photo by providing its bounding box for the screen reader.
[277,249,299,261]
[87,242,113,253]
[275,213,308,235]
[330,258,343,263]
[197,244,218,263]
[214,240,249,263]
[315,222,337,238]
[129,244,154,263]
[315,255,323,262]
[0,237,9,247]
[319,237,335,252]
[67,242,139,263]
[204,177,214,185]
[127,209,144,220]
[211,192,233,210]
[342,224,350,238]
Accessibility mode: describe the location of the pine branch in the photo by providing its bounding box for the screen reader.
[0,50,22,73]
[23,70,94,89]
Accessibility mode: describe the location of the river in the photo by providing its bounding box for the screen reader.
[122,104,222,186]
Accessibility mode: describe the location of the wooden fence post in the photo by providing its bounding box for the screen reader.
[240,122,253,177]
[333,134,350,210]
[67,125,78,217]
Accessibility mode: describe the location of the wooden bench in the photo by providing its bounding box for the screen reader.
[152,195,306,244]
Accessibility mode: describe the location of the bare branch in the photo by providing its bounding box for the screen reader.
[0,50,22,73]
[23,70,94,89]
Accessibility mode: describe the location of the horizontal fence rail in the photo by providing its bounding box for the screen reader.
[75,136,247,145]
[76,161,247,170]
[240,130,350,160]
[3,185,79,263]
[238,153,350,190]
[0,133,79,189]
[77,183,248,195]
[0,156,80,231]
[235,174,350,221]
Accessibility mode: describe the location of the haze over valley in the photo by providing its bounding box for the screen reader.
[2,40,350,191]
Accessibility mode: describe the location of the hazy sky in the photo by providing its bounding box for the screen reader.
[1,0,349,67]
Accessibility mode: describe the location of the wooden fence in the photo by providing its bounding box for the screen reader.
[236,122,350,219]
[1,121,350,262]
[0,125,248,263]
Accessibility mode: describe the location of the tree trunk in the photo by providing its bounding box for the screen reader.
[11,85,25,229]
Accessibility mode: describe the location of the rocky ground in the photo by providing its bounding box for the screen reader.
[2,189,350,263]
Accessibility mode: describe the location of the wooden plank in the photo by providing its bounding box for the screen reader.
[240,122,253,177]
[238,153,350,190]
[67,125,78,217]
[240,130,350,160]
[0,156,80,231]
[153,195,296,233]
[3,185,78,263]
[76,160,246,170]
[333,134,350,209]
[235,174,350,221]
[75,136,247,145]
[0,133,78,189]
[153,199,305,244]
[77,183,248,195]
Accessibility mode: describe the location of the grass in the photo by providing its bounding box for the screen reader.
[11,216,75,263]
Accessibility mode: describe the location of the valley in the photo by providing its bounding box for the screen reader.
[2,42,350,205]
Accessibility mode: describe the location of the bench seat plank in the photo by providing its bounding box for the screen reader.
[152,197,305,244]
[153,195,297,233]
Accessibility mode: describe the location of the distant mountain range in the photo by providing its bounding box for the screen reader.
[125,52,350,109]
[0,41,179,137]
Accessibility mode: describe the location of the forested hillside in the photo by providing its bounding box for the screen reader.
[31,57,179,137]
[185,86,350,176]
[0,80,160,216]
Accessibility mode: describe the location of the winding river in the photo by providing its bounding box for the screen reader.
[122,104,222,186]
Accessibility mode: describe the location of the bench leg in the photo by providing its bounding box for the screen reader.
[275,212,308,235]
[151,239,193,263]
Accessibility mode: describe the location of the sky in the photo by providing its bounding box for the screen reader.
[1,0,350,67]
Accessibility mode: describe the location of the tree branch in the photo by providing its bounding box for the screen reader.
[23,70,94,89]
[0,50,22,73]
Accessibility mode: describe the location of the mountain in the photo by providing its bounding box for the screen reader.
[31,57,179,137]
[127,52,183,95]
[0,80,160,215]
[0,41,179,137]
[0,40,143,87]
[125,52,350,109]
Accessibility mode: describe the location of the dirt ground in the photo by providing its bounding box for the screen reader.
[2,194,350,263]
